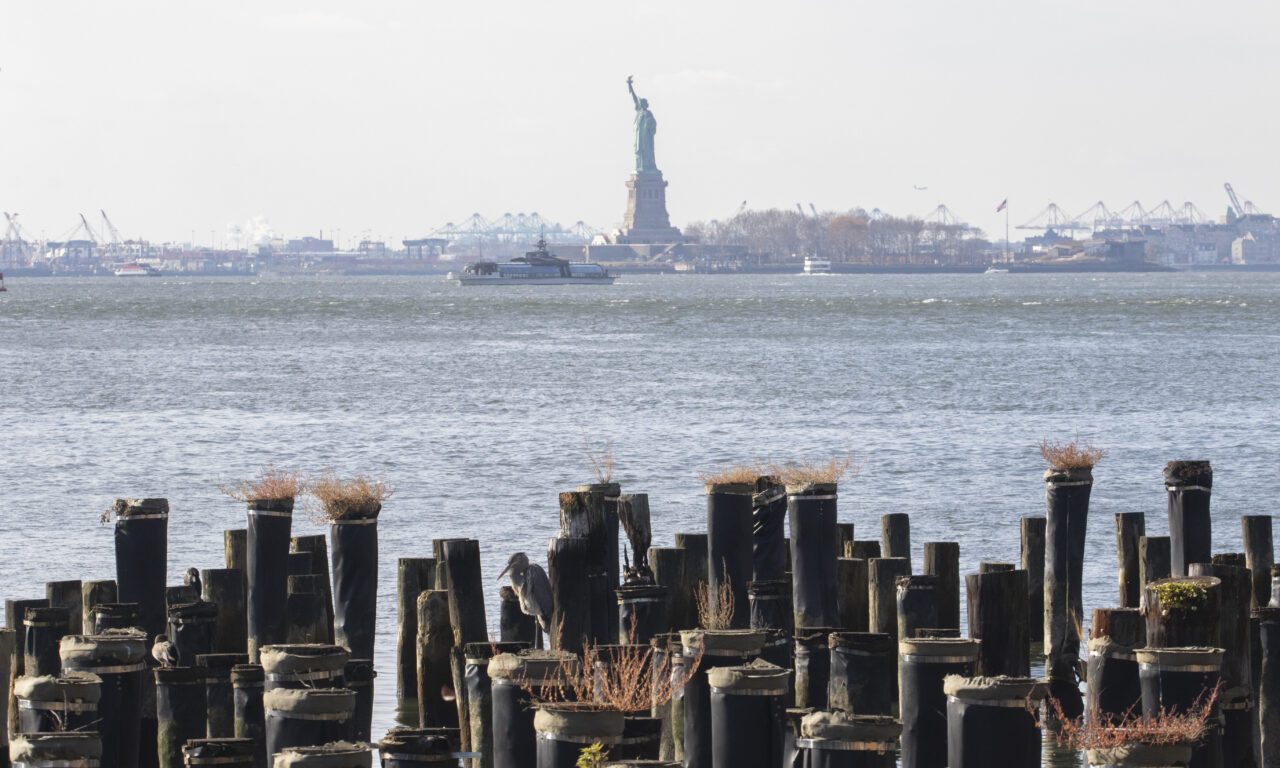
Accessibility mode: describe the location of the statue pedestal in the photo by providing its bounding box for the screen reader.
[614,171,685,244]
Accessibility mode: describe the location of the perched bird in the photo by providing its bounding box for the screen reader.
[151,634,178,668]
[497,552,553,642]
[184,567,201,596]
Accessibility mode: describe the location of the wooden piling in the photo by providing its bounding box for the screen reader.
[397,557,436,707]
[836,523,855,560]
[881,513,911,571]
[896,575,939,643]
[705,482,754,630]
[290,534,334,644]
[548,536,592,652]
[979,562,1014,573]
[850,540,881,561]
[868,558,911,641]
[966,568,1030,677]
[1139,535,1172,593]
[1257,607,1280,768]
[650,547,690,631]
[441,539,488,646]
[1243,515,1275,610]
[80,580,116,634]
[1115,512,1145,609]
[1165,460,1213,577]
[1189,560,1253,767]
[44,581,82,636]
[1020,516,1045,643]
[836,558,869,632]
[203,568,247,654]
[923,542,960,632]
[415,589,456,729]
[561,488,615,644]
[576,482,623,641]
[1143,576,1221,648]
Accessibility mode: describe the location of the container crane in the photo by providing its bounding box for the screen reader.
[100,210,123,245]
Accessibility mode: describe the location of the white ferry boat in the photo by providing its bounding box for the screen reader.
[803,257,832,274]
[113,263,162,277]
[447,240,616,286]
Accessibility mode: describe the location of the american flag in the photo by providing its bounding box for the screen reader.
[996,199,1008,213]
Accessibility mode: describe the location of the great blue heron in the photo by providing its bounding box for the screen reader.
[151,634,177,667]
[498,552,552,646]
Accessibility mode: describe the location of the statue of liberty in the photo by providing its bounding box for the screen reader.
[627,76,659,174]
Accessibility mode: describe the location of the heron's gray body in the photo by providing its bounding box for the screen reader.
[499,552,553,645]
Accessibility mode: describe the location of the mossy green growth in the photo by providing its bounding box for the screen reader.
[577,743,610,768]
[1151,580,1208,614]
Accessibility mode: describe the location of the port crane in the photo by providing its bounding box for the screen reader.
[100,210,123,245]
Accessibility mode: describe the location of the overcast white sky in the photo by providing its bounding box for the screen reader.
[2,0,1278,246]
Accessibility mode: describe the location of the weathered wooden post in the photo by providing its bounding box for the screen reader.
[60,630,147,768]
[231,664,265,768]
[881,513,911,570]
[835,559,867,632]
[679,629,765,768]
[1018,517,1045,646]
[705,479,754,630]
[966,568,1029,677]
[850,540,881,561]
[44,581,82,637]
[397,557,436,720]
[787,477,840,630]
[202,568,246,654]
[1085,608,1145,724]
[1243,515,1275,610]
[263,688,355,763]
[899,638,978,768]
[13,671,100,734]
[674,533,709,625]
[796,712,900,767]
[546,537,591,652]
[324,488,382,665]
[1114,512,1145,608]
[751,475,787,583]
[827,632,895,716]
[245,494,293,664]
[499,586,538,647]
[1144,576,1221,648]
[155,666,208,768]
[489,651,573,768]
[896,575,939,644]
[1257,607,1280,768]
[945,676,1046,768]
[284,576,326,644]
[80,581,116,633]
[708,661,789,768]
[1189,560,1252,768]
[1137,648,1224,768]
[23,607,69,677]
[793,627,835,710]
[868,558,910,640]
[1043,451,1097,718]
[441,538,488,648]
[1165,460,1213,577]
[560,486,616,644]
[198,652,246,739]
[289,535,333,643]
[650,547,690,632]
[181,739,255,768]
[415,590,456,729]
[578,481,624,641]
[924,542,960,633]
[1140,535,1172,593]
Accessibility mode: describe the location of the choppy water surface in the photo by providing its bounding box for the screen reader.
[2,272,1277,754]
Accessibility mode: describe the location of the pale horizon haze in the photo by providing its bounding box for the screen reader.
[3,0,1278,246]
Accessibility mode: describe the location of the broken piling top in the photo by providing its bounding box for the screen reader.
[110,497,169,518]
[942,674,1048,703]
[800,710,901,743]
[272,741,372,767]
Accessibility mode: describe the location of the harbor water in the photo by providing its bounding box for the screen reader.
[2,271,1278,748]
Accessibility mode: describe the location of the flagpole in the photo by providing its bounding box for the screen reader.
[1005,201,1010,262]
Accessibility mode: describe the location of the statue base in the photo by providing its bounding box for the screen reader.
[612,171,686,244]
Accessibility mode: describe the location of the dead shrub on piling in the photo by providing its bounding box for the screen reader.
[695,562,735,630]
[220,465,305,503]
[1044,681,1219,749]
[1039,439,1106,470]
[521,633,702,712]
[772,453,859,488]
[308,472,393,521]
[698,464,763,487]
[584,441,616,485]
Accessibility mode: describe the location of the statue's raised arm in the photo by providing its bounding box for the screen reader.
[627,75,640,110]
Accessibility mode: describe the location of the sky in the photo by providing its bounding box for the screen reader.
[2,0,1279,246]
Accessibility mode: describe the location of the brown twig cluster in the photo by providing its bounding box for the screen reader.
[1039,439,1106,470]
[695,563,735,630]
[309,472,393,521]
[584,442,616,485]
[772,453,859,487]
[220,465,306,502]
[698,464,762,486]
[522,637,702,712]
[1045,682,1220,749]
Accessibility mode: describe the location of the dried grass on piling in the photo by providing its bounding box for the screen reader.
[220,466,305,502]
[1045,681,1219,749]
[1039,439,1106,470]
[520,636,702,712]
[695,563,736,629]
[584,441,616,485]
[309,473,393,521]
[698,464,763,487]
[773,453,858,487]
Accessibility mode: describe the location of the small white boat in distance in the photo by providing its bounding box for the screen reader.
[447,239,616,285]
[114,263,162,277]
[984,265,1010,274]
[803,257,832,275]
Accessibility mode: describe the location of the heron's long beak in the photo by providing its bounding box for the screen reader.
[497,563,512,581]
